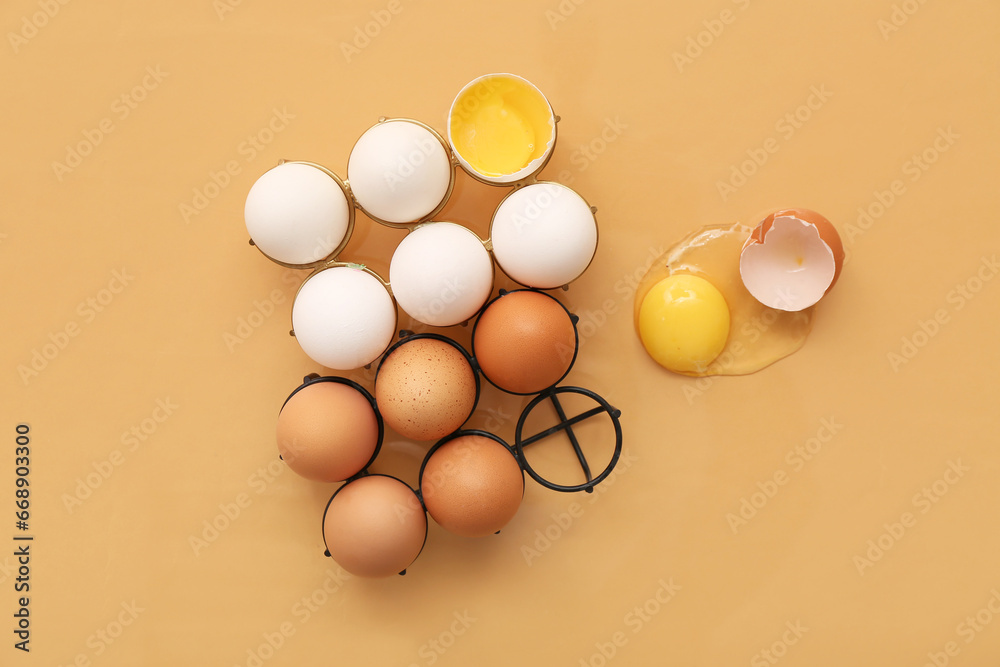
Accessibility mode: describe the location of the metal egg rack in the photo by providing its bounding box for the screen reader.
[246,73,624,577]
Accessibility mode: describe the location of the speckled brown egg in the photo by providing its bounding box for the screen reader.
[375,337,477,441]
[276,380,379,483]
[322,475,427,578]
[420,434,524,537]
[473,290,577,394]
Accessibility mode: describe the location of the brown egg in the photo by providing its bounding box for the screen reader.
[473,290,577,394]
[276,380,379,483]
[322,475,427,578]
[420,434,524,537]
[375,337,477,441]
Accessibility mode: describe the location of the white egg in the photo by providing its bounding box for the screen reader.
[490,182,598,289]
[291,266,397,370]
[347,120,453,225]
[388,222,494,326]
[244,162,352,266]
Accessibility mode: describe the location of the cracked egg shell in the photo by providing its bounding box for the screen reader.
[739,208,845,312]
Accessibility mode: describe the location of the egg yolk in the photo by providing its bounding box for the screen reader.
[638,274,730,374]
[634,222,816,377]
[449,75,553,177]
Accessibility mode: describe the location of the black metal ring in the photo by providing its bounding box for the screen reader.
[514,386,622,494]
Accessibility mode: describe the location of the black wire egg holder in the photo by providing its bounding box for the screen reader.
[282,289,624,575]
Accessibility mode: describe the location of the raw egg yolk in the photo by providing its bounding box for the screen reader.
[449,75,553,177]
[634,222,816,376]
[638,274,731,374]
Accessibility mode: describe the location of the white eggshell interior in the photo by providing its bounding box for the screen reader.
[347,121,452,224]
[291,267,396,370]
[389,223,494,326]
[490,182,597,288]
[739,216,837,311]
[244,162,351,266]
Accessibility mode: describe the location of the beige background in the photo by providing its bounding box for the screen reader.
[3,0,1000,665]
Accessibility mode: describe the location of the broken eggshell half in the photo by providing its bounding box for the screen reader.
[738,208,845,312]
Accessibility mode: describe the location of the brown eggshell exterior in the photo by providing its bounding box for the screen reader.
[375,338,477,441]
[421,435,524,537]
[276,382,379,483]
[744,208,845,291]
[322,476,427,578]
[473,291,576,394]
